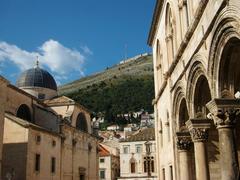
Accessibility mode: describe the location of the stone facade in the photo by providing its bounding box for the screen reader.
[0,76,9,177]
[99,143,120,180]
[0,68,98,180]
[118,128,157,180]
[148,0,240,180]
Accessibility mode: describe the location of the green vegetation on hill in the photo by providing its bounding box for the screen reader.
[66,75,154,123]
[60,54,154,126]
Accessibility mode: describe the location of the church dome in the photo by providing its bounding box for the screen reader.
[16,67,57,91]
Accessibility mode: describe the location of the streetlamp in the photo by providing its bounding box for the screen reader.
[145,141,152,178]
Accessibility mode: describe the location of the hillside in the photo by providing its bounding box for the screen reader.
[59,53,153,94]
[60,53,154,124]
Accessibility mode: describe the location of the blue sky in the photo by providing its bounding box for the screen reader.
[0,0,156,85]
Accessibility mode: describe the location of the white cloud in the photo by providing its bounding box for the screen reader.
[0,42,38,70]
[0,39,88,82]
[81,45,93,55]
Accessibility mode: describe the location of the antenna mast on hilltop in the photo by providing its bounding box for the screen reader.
[124,44,128,60]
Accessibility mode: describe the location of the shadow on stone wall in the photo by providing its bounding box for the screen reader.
[207,123,220,180]
[2,142,27,180]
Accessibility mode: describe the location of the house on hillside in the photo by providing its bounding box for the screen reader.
[118,128,157,180]
[140,112,155,127]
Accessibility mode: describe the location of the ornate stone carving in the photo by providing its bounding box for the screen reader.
[208,109,240,128]
[206,98,240,128]
[189,128,209,142]
[176,136,192,151]
[186,118,211,142]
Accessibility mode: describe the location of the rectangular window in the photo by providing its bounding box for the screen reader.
[130,162,136,173]
[123,146,129,154]
[35,154,40,172]
[151,160,154,172]
[100,169,105,179]
[38,93,45,99]
[144,160,147,172]
[51,157,56,173]
[99,158,105,163]
[80,174,85,180]
[162,168,165,180]
[135,144,142,153]
[170,165,173,180]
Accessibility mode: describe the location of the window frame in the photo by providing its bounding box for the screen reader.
[99,169,106,179]
[35,153,40,172]
[135,144,142,153]
[51,157,56,174]
[99,158,105,163]
[123,145,129,154]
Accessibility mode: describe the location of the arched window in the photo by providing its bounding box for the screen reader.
[156,40,163,88]
[16,104,31,122]
[194,75,211,118]
[143,156,154,173]
[151,159,155,172]
[178,98,189,130]
[76,113,88,133]
[130,158,136,173]
[165,4,176,67]
[144,160,147,172]
[179,0,190,37]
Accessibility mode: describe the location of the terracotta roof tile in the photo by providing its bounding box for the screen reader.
[122,128,155,142]
[99,144,110,156]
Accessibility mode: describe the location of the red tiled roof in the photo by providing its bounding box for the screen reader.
[99,144,110,157]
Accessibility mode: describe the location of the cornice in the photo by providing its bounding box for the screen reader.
[148,0,165,46]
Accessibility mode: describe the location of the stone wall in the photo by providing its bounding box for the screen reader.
[150,0,240,179]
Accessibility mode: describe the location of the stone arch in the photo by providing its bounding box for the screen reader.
[208,7,240,98]
[16,104,32,122]
[207,12,240,176]
[76,112,88,133]
[193,75,211,117]
[172,82,189,131]
[186,56,210,117]
[165,2,177,67]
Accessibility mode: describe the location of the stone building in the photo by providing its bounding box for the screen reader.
[98,143,120,180]
[118,128,157,180]
[1,64,98,180]
[0,76,9,177]
[148,0,240,180]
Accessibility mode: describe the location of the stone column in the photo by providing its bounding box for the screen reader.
[186,119,211,180]
[176,132,192,180]
[207,98,240,180]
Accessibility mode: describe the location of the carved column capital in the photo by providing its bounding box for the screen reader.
[208,110,239,128]
[186,119,211,142]
[176,132,192,151]
[189,128,209,142]
[206,98,240,129]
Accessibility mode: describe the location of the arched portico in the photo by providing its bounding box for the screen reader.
[186,58,221,180]
[208,11,240,98]
[207,15,240,180]
[186,58,209,118]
